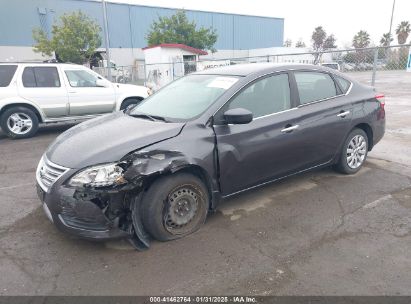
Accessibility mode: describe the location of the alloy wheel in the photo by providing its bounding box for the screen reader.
[346,134,367,169]
[6,113,33,135]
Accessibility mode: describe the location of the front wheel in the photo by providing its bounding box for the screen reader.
[141,173,209,241]
[335,128,368,174]
[0,106,39,139]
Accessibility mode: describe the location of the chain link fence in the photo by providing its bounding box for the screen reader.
[92,63,146,85]
[93,44,411,89]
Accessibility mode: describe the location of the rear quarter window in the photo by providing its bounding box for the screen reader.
[335,76,351,93]
[0,65,17,87]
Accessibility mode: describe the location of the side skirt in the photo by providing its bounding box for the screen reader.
[221,160,333,200]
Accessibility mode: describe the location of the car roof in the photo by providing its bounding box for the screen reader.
[0,62,83,68]
[193,63,336,77]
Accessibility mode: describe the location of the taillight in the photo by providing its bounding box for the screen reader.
[375,93,385,119]
[375,93,385,109]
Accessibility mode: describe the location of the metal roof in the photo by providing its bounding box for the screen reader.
[142,44,208,55]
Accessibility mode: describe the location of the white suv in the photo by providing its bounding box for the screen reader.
[0,63,150,139]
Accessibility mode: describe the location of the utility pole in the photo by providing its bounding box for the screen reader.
[102,0,112,81]
[388,0,396,45]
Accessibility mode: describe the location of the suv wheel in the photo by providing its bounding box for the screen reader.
[0,106,39,139]
[141,173,209,241]
[335,128,368,174]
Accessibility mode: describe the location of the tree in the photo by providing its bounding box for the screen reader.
[352,30,370,49]
[33,11,101,64]
[283,39,292,47]
[146,10,217,52]
[380,33,393,46]
[379,33,393,61]
[324,35,337,49]
[395,21,411,69]
[351,31,372,67]
[295,39,306,48]
[311,26,337,63]
[396,21,411,44]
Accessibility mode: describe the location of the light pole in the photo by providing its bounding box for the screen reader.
[102,0,112,81]
[388,0,396,45]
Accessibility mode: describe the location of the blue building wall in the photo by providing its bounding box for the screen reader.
[0,0,284,50]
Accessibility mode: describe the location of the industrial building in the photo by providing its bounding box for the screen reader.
[0,0,284,65]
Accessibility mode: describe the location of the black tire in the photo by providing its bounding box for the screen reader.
[335,128,368,174]
[120,98,142,111]
[141,172,209,241]
[0,106,39,139]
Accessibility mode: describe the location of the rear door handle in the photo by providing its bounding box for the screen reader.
[281,124,299,133]
[337,110,350,117]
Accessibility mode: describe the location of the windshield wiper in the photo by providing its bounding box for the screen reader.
[149,115,169,122]
[129,113,156,121]
[129,112,169,122]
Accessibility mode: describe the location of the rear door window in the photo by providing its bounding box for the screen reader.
[22,68,37,87]
[294,71,337,104]
[22,67,61,88]
[0,65,17,87]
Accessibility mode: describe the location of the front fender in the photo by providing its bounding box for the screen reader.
[114,84,149,111]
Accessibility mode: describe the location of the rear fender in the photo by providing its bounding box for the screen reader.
[0,97,46,121]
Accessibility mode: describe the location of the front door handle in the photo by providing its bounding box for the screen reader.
[337,110,350,118]
[281,124,299,133]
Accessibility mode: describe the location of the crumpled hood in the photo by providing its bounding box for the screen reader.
[46,112,185,169]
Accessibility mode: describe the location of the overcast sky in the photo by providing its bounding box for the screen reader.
[109,0,411,48]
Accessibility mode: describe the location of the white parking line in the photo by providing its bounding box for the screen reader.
[363,195,392,209]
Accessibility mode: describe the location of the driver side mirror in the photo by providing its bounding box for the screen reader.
[223,108,253,124]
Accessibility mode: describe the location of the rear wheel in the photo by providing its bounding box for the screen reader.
[335,128,368,174]
[0,106,39,139]
[141,173,209,241]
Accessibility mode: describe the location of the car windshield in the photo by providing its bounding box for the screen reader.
[131,74,239,121]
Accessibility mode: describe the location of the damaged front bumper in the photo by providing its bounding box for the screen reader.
[36,182,131,240]
[35,148,215,249]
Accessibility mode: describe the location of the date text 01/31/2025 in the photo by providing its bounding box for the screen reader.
[149,296,258,303]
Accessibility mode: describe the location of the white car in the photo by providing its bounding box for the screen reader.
[0,63,150,138]
[320,62,341,71]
